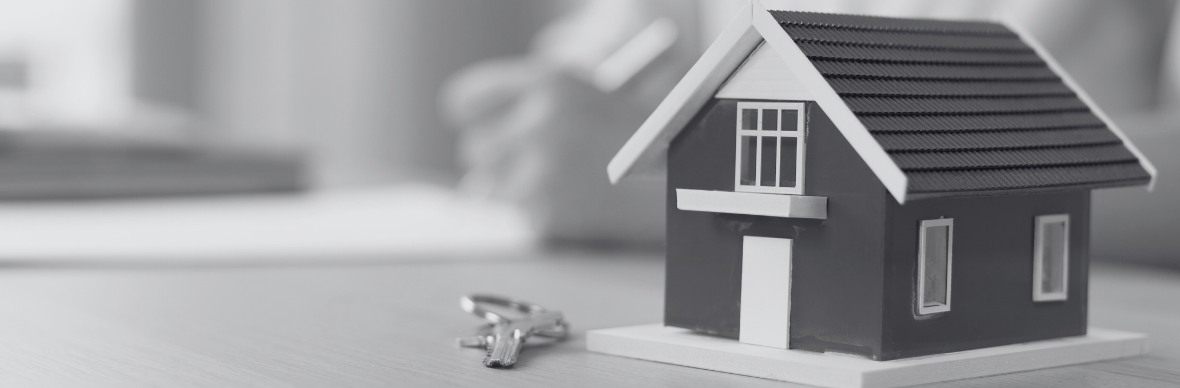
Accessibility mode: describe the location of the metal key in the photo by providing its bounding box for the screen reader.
[483,310,563,367]
[456,295,568,368]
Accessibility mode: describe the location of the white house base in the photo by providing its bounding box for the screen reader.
[587,324,1149,388]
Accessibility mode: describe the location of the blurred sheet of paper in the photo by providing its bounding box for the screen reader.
[0,185,535,262]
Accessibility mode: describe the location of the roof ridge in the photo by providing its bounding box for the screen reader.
[838,93,1077,99]
[874,128,1122,152]
[898,159,1144,172]
[770,10,1014,37]
[905,173,1152,197]
[827,76,1059,82]
[846,95,1089,115]
[868,124,1110,134]
[822,74,1060,82]
[855,109,1093,117]
[884,140,1124,154]
[791,37,1035,53]
[813,61,1059,82]
[810,56,1045,67]
[797,41,1046,66]
[779,21,1014,38]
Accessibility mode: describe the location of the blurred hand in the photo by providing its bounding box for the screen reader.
[440,0,694,246]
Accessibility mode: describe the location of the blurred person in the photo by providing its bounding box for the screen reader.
[443,0,1180,259]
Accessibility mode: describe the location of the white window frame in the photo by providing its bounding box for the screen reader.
[1033,214,1070,302]
[917,218,953,315]
[734,101,805,195]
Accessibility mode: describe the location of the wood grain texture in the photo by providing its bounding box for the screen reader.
[0,254,1174,387]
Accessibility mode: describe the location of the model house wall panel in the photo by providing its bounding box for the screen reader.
[665,99,890,358]
[880,191,1090,360]
[714,42,811,101]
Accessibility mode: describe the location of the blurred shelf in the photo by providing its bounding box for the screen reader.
[0,129,305,199]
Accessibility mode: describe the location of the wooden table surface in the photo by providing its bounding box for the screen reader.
[0,252,1177,387]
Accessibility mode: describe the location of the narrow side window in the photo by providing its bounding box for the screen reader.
[1033,214,1069,302]
[917,218,953,315]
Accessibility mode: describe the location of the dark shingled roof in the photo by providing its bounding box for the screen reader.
[770,11,1152,197]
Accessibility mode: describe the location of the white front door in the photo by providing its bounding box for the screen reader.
[739,236,793,349]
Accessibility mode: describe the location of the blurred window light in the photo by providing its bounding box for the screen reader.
[0,0,131,130]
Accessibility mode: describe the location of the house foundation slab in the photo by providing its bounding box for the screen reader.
[587,324,1148,388]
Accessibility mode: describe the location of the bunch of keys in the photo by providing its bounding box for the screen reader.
[456,294,569,368]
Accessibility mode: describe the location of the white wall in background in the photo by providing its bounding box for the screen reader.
[201,0,559,188]
[200,0,299,150]
[0,0,131,129]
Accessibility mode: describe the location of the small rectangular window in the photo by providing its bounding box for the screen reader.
[1033,214,1069,302]
[734,102,805,195]
[917,218,953,315]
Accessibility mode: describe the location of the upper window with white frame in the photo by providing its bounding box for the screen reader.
[917,218,953,315]
[735,102,805,195]
[1033,214,1069,302]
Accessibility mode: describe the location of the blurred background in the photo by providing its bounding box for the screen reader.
[0,0,1177,268]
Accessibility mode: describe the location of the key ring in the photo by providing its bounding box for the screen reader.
[460,294,550,324]
[457,294,569,368]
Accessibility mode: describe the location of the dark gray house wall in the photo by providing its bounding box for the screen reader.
[665,98,890,357]
[665,98,1092,361]
[879,191,1090,360]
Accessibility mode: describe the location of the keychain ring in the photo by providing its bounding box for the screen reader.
[460,294,549,324]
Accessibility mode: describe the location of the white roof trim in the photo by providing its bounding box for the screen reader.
[1001,19,1158,192]
[607,2,762,184]
[609,0,910,203]
[749,0,909,203]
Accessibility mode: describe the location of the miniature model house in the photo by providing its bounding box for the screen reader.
[607,7,1156,361]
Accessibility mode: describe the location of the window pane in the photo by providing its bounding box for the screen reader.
[923,225,949,307]
[760,136,777,186]
[740,136,756,185]
[742,109,758,130]
[781,109,798,131]
[780,137,798,188]
[762,109,778,131]
[1041,221,1066,294]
